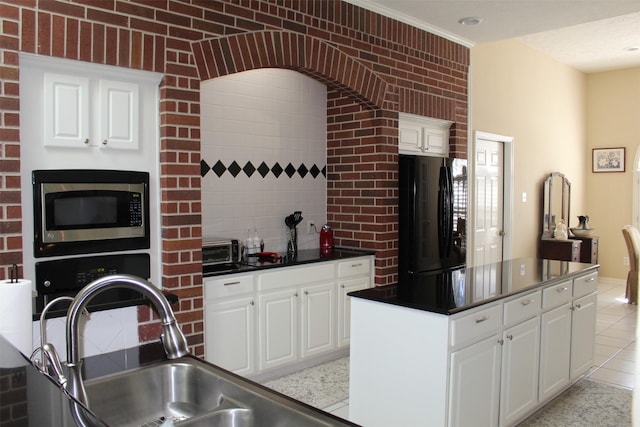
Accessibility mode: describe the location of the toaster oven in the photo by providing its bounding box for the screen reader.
[202,237,245,276]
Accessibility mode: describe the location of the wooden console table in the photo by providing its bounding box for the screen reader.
[540,238,581,262]
[540,237,599,263]
[572,236,599,264]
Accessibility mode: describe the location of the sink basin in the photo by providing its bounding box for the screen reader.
[83,356,351,426]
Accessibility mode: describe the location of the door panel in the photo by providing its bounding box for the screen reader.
[474,138,504,266]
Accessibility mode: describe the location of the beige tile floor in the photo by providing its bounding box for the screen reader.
[588,280,637,389]
[323,279,637,420]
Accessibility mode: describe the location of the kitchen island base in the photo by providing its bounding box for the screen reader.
[349,260,598,427]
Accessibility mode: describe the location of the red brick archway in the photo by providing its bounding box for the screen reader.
[192,30,400,286]
[192,31,388,109]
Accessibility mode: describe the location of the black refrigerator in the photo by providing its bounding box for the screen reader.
[399,154,468,284]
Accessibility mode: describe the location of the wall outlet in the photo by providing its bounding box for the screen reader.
[624,256,630,266]
[307,220,316,234]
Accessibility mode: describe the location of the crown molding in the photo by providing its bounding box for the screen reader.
[343,0,475,48]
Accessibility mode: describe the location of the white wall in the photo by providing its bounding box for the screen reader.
[200,69,327,253]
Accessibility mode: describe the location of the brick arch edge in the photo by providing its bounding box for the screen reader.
[191,30,387,110]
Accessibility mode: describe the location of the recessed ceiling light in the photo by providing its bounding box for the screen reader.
[623,46,640,52]
[458,17,483,26]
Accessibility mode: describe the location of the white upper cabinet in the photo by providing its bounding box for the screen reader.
[43,73,90,148]
[44,74,140,150]
[99,80,140,150]
[398,113,452,157]
[24,53,160,154]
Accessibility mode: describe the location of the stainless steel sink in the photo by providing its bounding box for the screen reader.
[83,356,352,426]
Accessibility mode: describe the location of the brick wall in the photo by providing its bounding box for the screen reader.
[0,368,27,426]
[0,0,469,354]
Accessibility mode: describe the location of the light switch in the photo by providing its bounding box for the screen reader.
[521,192,527,202]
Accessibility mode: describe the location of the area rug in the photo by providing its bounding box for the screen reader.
[262,357,349,410]
[518,379,632,426]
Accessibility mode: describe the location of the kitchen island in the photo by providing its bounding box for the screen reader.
[348,258,599,427]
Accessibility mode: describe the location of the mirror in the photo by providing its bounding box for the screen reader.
[542,172,571,238]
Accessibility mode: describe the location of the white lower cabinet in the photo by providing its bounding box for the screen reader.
[205,255,373,377]
[204,274,256,376]
[258,288,298,371]
[449,335,502,427]
[499,317,540,426]
[349,269,598,427]
[301,281,335,358]
[570,292,597,379]
[205,296,255,376]
[337,276,370,347]
[539,303,572,400]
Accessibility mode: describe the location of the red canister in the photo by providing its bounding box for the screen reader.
[320,224,333,253]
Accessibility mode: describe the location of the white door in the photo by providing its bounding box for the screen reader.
[473,132,511,266]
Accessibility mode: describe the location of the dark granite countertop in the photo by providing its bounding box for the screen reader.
[349,258,599,315]
[204,247,374,277]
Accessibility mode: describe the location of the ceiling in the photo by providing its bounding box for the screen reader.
[345,0,640,73]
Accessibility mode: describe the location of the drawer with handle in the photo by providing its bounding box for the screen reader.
[503,290,541,326]
[542,280,572,310]
[204,274,254,300]
[573,272,598,299]
[450,304,502,349]
[338,257,371,278]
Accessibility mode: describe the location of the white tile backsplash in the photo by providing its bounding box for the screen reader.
[201,69,327,252]
[33,306,139,360]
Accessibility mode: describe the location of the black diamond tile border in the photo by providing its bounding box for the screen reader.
[228,161,241,177]
[243,161,256,177]
[201,159,210,177]
[272,162,283,178]
[285,163,296,178]
[212,160,226,177]
[203,159,326,179]
[258,162,270,177]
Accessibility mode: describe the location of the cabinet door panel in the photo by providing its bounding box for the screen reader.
[398,124,422,153]
[44,73,90,147]
[539,304,571,401]
[338,277,370,347]
[449,335,501,427]
[99,80,139,150]
[500,317,540,426]
[205,297,255,376]
[301,282,335,358]
[258,289,298,371]
[424,128,446,153]
[571,292,597,379]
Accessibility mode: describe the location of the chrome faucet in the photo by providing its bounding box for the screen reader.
[31,296,78,386]
[65,274,189,408]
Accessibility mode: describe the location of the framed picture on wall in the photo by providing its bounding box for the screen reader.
[592,147,625,173]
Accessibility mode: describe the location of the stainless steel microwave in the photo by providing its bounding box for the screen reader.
[33,169,150,257]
